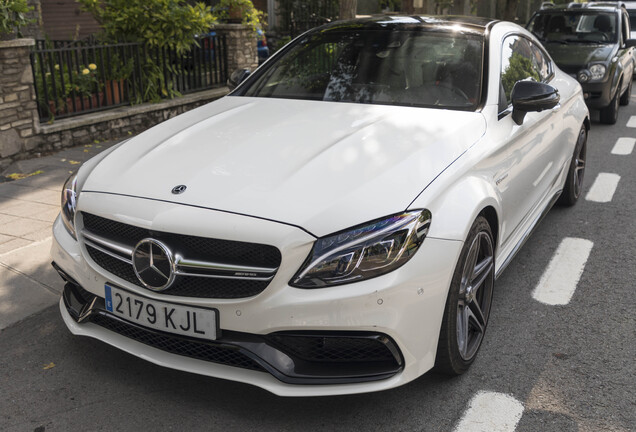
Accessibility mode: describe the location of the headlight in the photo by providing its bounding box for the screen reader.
[291,210,431,288]
[61,172,79,239]
[589,64,606,81]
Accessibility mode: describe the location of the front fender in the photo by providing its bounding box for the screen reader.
[409,173,501,248]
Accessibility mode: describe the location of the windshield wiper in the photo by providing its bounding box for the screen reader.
[563,38,601,44]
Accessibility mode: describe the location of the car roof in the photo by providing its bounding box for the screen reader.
[535,3,621,12]
[317,15,496,36]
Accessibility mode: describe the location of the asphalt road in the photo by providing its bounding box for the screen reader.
[1,102,635,432]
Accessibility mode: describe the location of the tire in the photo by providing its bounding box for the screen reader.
[558,126,587,207]
[434,216,495,375]
[620,78,632,106]
[600,87,620,124]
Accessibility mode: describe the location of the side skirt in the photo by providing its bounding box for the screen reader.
[495,189,562,280]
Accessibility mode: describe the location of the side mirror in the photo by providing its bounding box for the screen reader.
[511,80,560,125]
[624,39,636,48]
[228,68,251,90]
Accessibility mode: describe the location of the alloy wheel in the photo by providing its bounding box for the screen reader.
[456,231,495,361]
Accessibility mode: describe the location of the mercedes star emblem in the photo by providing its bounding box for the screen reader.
[172,185,187,194]
[132,238,175,291]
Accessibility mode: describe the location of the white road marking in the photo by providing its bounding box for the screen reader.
[532,237,593,306]
[627,116,636,128]
[585,173,620,203]
[611,137,635,155]
[585,173,621,202]
[454,391,524,432]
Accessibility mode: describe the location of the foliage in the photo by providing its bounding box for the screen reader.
[102,53,135,81]
[212,0,265,33]
[35,62,102,99]
[32,60,105,118]
[78,0,216,55]
[0,0,34,38]
[379,0,400,12]
[78,0,215,101]
[501,52,540,101]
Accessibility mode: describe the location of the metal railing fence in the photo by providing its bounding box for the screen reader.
[276,0,339,38]
[31,36,227,122]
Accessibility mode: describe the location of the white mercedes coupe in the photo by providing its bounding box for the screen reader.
[52,16,589,396]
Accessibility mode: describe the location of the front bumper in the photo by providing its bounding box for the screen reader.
[51,194,462,396]
[580,80,614,110]
[58,270,404,385]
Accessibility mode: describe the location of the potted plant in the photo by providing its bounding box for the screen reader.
[212,0,265,33]
[102,53,134,105]
[0,0,34,40]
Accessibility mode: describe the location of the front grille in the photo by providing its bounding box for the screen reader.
[81,212,281,299]
[82,213,281,267]
[268,334,398,363]
[91,313,265,371]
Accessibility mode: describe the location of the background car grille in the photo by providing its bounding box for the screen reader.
[81,212,281,298]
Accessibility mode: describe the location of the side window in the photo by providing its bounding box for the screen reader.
[529,41,551,82]
[500,35,546,109]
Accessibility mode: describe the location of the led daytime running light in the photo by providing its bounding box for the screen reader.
[291,210,431,288]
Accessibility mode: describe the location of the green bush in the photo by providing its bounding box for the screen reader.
[78,0,216,102]
[78,0,216,55]
[0,0,34,39]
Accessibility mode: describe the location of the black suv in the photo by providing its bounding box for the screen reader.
[528,3,636,124]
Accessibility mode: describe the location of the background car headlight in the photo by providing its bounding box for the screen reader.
[61,172,79,239]
[589,64,606,81]
[291,210,431,288]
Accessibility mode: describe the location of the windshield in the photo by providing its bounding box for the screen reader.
[240,29,484,110]
[529,11,618,44]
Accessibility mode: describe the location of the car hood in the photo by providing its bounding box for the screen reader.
[82,97,486,237]
[545,43,616,68]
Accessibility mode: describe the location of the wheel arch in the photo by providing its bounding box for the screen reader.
[479,206,499,253]
[613,72,624,99]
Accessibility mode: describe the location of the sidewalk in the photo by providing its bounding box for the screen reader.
[0,141,117,330]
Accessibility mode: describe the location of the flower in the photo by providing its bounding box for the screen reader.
[54,64,60,70]
[88,63,97,71]
[82,68,90,75]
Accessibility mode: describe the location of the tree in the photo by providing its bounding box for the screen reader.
[339,0,357,20]
[500,0,519,22]
[401,0,414,14]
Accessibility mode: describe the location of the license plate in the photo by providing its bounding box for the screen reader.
[104,284,217,340]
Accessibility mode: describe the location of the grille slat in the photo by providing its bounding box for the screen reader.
[268,335,396,363]
[91,313,265,371]
[82,213,281,298]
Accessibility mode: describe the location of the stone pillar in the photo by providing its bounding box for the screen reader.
[214,24,259,75]
[0,38,39,170]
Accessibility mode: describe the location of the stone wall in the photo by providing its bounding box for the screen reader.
[28,87,228,166]
[0,39,39,165]
[214,24,259,73]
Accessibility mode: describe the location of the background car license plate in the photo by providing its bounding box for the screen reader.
[104,284,217,340]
